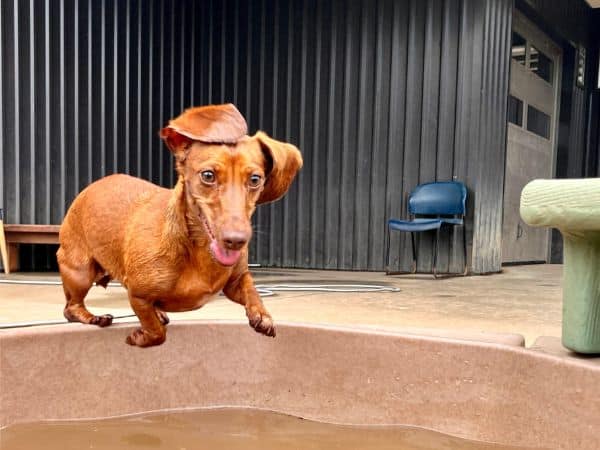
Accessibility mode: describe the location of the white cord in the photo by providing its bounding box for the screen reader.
[0,279,400,294]
[0,314,137,329]
[256,284,400,293]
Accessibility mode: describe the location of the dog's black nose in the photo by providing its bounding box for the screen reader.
[222,230,249,250]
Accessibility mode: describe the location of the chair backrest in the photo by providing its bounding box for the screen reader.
[408,182,467,216]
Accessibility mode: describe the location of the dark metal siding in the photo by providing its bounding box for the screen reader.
[1,0,188,228]
[0,0,192,269]
[1,0,513,273]
[238,0,513,273]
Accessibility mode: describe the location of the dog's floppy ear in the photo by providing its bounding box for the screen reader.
[160,103,248,157]
[255,131,303,204]
[159,127,193,158]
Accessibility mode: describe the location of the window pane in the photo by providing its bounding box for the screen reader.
[511,32,526,65]
[527,106,551,139]
[529,45,553,84]
[507,95,523,126]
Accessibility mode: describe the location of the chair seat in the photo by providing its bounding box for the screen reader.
[388,218,442,232]
[441,217,463,225]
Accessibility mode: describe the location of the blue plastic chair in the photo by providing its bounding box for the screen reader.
[385,181,468,277]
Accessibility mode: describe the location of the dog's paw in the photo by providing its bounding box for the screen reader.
[90,314,113,327]
[125,328,166,347]
[247,307,276,337]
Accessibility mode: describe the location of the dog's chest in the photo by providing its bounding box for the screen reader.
[161,266,231,311]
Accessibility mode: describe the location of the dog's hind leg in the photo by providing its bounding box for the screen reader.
[57,248,113,327]
[155,308,170,325]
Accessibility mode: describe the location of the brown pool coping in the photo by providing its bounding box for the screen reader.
[1,321,598,449]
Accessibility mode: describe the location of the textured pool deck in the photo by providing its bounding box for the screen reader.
[0,264,565,347]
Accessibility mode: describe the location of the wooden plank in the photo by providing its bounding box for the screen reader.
[4,224,60,244]
[3,224,60,233]
[5,233,59,244]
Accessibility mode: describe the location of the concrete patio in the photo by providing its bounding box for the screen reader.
[0,264,563,347]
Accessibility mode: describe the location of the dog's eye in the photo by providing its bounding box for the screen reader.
[248,174,262,189]
[200,170,216,184]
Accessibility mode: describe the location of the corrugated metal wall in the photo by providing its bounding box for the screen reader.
[470,0,513,272]
[1,0,513,273]
[210,0,513,273]
[0,0,207,226]
[0,0,204,269]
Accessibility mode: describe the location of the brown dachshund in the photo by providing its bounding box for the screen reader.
[57,104,302,347]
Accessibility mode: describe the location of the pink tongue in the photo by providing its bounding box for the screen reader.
[210,240,241,266]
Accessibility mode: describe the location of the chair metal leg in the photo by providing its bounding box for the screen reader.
[385,228,392,274]
[410,232,417,273]
[433,227,440,279]
[462,223,468,276]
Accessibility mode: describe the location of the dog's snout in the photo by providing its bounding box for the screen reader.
[222,230,249,250]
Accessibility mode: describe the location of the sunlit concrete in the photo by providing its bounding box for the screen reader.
[0,264,563,347]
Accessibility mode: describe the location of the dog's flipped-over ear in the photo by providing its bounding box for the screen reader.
[160,103,248,157]
[255,131,303,204]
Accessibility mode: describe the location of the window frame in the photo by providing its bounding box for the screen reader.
[510,30,554,87]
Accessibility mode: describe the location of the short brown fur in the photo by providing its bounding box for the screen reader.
[57,104,302,347]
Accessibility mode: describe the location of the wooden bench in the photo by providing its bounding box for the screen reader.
[0,224,60,273]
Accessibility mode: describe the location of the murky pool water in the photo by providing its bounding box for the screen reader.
[1,408,534,450]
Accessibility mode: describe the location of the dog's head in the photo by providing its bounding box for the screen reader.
[160,104,303,266]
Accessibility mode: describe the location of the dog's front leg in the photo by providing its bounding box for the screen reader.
[224,271,276,337]
[126,294,167,347]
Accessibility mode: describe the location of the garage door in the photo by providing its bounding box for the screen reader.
[501,10,561,263]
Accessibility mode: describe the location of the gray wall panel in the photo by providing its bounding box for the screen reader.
[324,0,345,269]
[338,0,359,270]
[368,0,393,270]
[436,0,460,272]
[453,0,479,272]
[384,1,409,272]
[402,0,426,272]
[471,0,512,273]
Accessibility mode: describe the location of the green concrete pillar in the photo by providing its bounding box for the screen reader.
[561,231,600,352]
[521,179,600,354]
